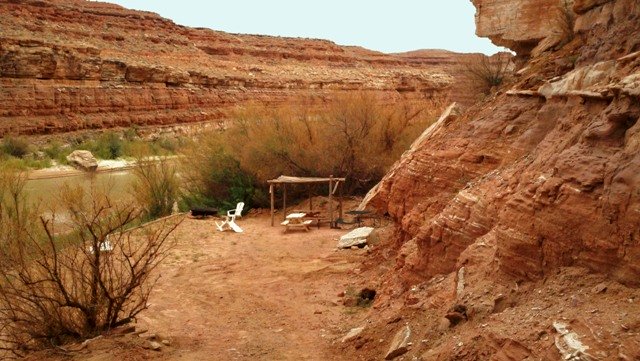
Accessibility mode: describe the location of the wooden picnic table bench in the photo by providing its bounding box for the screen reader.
[281,213,314,232]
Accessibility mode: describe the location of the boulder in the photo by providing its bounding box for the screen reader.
[66,150,98,171]
[337,227,375,249]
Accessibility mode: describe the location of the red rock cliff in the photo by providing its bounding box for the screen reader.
[368,0,640,287]
[0,0,479,136]
[352,1,639,359]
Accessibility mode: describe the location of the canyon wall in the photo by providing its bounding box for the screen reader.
[367,0,640,287]
[0,0,479,137]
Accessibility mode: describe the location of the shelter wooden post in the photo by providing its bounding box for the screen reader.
[328,175,333,228]
[282,183,287,221]
[339,181,343,220]
[270,184,275,226]
[309,188,313,212]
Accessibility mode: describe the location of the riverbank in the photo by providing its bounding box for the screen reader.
[27,159,136,180]
[27,156,180,180]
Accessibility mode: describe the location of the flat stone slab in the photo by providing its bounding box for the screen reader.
[385,325,411,360]
[341,326,365,343]
[338,227,374,249]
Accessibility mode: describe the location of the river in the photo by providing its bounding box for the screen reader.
[24,170,136,207]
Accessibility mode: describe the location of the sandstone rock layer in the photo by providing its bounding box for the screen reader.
[0,0,481,136]
[369,0,640,287]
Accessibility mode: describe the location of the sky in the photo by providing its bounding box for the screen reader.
[107,1,503,55]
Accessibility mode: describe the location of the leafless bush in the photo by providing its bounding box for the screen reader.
[553,0,576,46]
[464,53,514,95]
[0,171,182,356]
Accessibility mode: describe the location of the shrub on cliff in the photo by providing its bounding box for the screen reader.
[464,53,514,95]
[552,0,576,46]
[0,168,181,355]
[181,93,445,207]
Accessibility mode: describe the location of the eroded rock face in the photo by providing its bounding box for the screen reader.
[470,0,562,55]
[0,0,483,137]
[371,0,640,287]
[471,0,638,59]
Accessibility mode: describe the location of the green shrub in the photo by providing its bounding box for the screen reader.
[181,141,263,211]
[1,137,31,158]
[131,157,181,220]
[181,92,446,208]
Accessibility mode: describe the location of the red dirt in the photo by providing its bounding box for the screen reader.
[25,214,388,361]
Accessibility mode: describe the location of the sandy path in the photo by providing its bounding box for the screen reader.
[133,216,368,360]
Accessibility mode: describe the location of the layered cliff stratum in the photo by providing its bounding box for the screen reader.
[0,0,486,137]
[355,0,640,359]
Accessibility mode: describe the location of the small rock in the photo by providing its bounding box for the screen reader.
[343,297,358,307]
[384,325,411,360]
[134,328,149,336]
[342,327,365,343]
[111,325,136,335]
[437,318,451,331]
[405,296,420,306]
[146,333,157,340]
[387,316,402,324]
[503,124,517,135]
[148,341,162,351]
[593,283,607,294]
[161,339,171,346]
[445,312,466,326]
[354,338,368,349]
[337,291,345,297]
[314,310,322,314]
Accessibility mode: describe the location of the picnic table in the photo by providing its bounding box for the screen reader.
[281,212,314,232]
[345,210,376,227]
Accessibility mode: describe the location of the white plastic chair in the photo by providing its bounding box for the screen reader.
[215,218,243,233]
[227,202,244,220]
[215,202,245,233]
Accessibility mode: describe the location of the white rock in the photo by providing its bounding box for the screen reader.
[66,150,98,171]
[341,327,365,343]
[338,227,375,249]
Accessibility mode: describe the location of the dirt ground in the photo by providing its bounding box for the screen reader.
[21,210,640,361]
[28,213,381,361]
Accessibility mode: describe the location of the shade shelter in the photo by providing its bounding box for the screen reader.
[267,175,346,227]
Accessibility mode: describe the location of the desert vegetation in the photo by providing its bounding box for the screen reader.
[180,92,446,210]
[0,131,186,171]
[0,164,182,356]
[132,157,181,220]
[463,53,514,96]
[552,0,576,46]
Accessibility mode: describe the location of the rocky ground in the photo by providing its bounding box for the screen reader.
[20,213,640,361]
